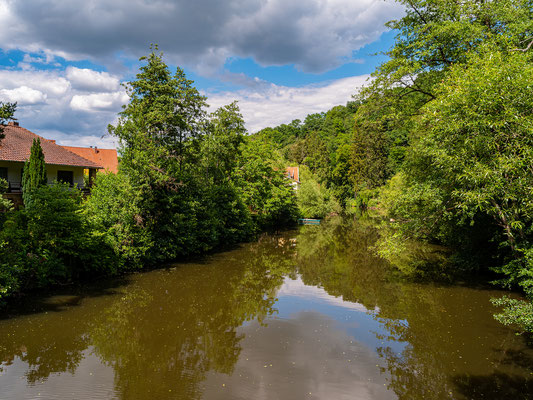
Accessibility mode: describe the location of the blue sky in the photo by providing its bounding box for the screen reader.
[0,0,403,148]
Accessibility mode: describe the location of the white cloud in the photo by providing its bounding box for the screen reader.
[0,70,71,96]
[0,68,126,148]
[0,0,403,74]
[0,0,396,148]
[0,86,47,105]
[207,74,370,132]
[0,67,367,148]
[66,67,121,92]
[278,276,378,313]
[70,92,128,112]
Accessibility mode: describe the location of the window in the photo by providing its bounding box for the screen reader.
[57,170,74,186]
[0,167,7,181]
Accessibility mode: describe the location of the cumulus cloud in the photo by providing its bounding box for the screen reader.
[0,70,70,96]
[0,0,403,74]
[0,86,47,105]
[66,67,121,92]
[70,92,129,112]
[207,74,370,132]
[0,65,365,148]
[0,68,126,148]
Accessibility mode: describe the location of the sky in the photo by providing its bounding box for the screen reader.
[0,0,404,148]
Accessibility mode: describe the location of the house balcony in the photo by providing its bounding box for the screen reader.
[5,181,91,194]
[2,181,92,209]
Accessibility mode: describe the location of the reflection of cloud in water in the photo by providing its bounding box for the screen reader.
[275,275,407,356]
[202,312,396,400]
[277,276,379,313]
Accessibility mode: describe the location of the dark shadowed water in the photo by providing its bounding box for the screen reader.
[1,218,532,399]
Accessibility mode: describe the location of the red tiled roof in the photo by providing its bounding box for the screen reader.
[286,166,300,182]
[62,146,118,173]
[0,123,103,168]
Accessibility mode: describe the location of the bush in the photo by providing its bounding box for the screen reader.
[0,183,118,302]
[0,178,13,226]
[492,296,533,333]
[84,172,151,268]
[297,178,339,219]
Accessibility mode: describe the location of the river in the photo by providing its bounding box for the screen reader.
[0,217,532,399]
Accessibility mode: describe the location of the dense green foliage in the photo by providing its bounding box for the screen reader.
[22,138,48,206]
[255,103,365,208]
[0,184,115,300]
[0,178,12,217]
[295,166,340,219]
[254,96,411,214]
[91,48,297,268]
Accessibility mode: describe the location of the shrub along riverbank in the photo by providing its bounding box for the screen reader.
[0,49,299,305]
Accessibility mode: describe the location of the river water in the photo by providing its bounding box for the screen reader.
[0,218,532,399]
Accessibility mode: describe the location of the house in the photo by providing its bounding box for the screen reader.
[0,122,103,205]
[62,145,118,174]
[285,166,300,190]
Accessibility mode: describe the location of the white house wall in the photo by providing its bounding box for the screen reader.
[0,161,85,187]
[45,164,85,186]
[0,161,24,183]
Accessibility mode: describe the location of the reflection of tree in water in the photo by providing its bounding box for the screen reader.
[296,216,395,311]
[295,217,533,400]
[0,233,296,399]
[3,219,531,399]
[373,286,533,400]
[0,323,88,384]
[89,233,296,399]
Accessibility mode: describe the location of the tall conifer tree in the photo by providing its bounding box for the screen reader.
[22,138,47,206]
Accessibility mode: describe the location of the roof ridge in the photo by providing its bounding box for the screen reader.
[0,125,103,169]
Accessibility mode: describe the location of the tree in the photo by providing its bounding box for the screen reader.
[0,178,13,219]
[0,102,16,142]
[367,0,532,102]
[22,138,47,206]
[355,1,533,187]
[384,46,533,331]
[297,176,339,219]
[106,46,211,262]
[110,45,207,185]
[201,101,246,185]
[234,137,299,229]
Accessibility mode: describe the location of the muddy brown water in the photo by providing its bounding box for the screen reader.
[0,218,532,399]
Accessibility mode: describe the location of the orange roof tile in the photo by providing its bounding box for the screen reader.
[62,146,118,173]
[286,166,300,182]
[0,123,103,169]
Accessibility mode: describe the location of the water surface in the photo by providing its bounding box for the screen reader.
[1,218,532,399]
